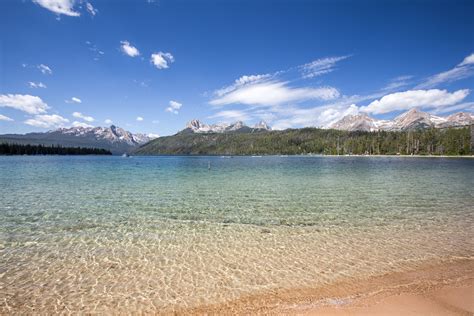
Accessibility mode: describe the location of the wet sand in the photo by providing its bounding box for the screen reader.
[183,258,473,315]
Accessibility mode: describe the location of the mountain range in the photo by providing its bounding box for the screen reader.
[0,125,157,154]
[181,120,271,134]
[329,109,473,132]
[1,109,472,155]
[179,109,472,135]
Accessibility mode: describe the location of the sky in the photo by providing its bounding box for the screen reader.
[0,0,473,136]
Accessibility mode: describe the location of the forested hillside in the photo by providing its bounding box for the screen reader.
[0,143,112,155]
[135,126,472,156]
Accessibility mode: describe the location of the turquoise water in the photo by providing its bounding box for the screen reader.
[1,156,473,313]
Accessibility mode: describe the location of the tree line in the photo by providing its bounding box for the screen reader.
[0,143,112,155]
[135,126,473,156]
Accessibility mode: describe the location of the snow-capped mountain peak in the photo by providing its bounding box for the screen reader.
[52,125,157,146]
[330,113,379,132]
[254,120,272,130]
[183,120,271,133]
[329,109,472,131]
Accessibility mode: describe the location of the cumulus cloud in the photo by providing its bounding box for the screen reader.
[360,89,470,114]
[72,121,94,128]
[165,100,182,114]
[417,52,474,88]
[0,114,14,122]
[104,119,113,124]
[32,0,80,16]
[300,55,350,78]
[85,2,97,16]
[270,103,360,130]
[25,114,69,128]
[210,80,340,107]
[148,133,160,138]
[28,81,47,89]
[120,41,140,57]
[136,116,144,121]
[150,52,174,69]
[72,111,94,122]
[65,97,82,104]
[38,64,52,75]
[0,94,49,114]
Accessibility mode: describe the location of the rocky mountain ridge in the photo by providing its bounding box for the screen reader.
[329,109,473,132]
[0,125,157,154]
[54,125,156,146]
[182,120,271,134]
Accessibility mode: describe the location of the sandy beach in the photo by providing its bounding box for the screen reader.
[184,258,473,315]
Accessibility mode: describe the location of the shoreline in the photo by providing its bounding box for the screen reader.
[132,153,474,158]
[1,153,473,158]
[181,258,473,315]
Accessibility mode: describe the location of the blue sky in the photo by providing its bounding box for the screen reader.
[0,0,473,136]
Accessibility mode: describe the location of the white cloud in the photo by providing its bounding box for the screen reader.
[28,81,47,89]
[25,114,69,128]
[235,74,270,86]
[72,121,94,128]
[37,64,52,75]
[72,111,94,122]
[65,97,82,104]
[430,102,474,115]
[147,133,160,138]
[0,94,50,114]
[152,120,159,124]
[210,80,340,107]
[104,119,113,124]
[460,53,474,66]
[85,2,97,16]
[150,52,174,69]
[382,75,412,91]
[165,100,182,114]
[214,74,271,97]
[209,110,250,122]
[136,116,144,121]
[417,52,474,88]
[270,103,359,130]
[0,114,14,122]
[301,55,350,78]
[360,89,470,114]
[120,41,140,57]
[32,0,80,16]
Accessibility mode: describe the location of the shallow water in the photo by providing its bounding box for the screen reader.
[1,156,473,313]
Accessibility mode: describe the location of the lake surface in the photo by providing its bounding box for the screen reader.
[1,156,473,313]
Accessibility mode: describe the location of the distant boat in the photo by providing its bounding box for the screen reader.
[251,155,262,158]
[122,153,130,157]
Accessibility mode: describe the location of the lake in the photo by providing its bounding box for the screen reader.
[1,156,473,313]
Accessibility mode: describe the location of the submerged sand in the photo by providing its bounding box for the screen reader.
[183,258,473,315]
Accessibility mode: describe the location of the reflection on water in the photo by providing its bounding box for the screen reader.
[1,156,473,313]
